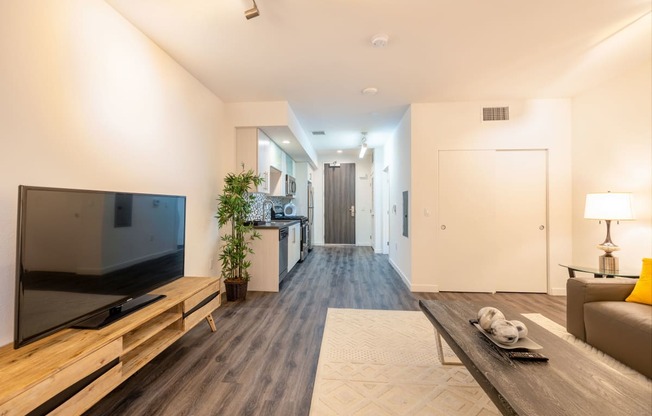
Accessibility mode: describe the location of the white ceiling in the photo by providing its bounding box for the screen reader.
[106,0,651,153]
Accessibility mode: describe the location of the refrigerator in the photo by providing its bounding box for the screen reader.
[307,181,314,251]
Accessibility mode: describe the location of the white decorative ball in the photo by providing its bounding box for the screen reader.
[478,307,505,332]
[510,320,528,339]
[490,319,519,345]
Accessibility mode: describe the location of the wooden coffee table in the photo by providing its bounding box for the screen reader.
[419,300,651,416]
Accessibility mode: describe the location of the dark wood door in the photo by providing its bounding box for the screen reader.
[324,163,355,244]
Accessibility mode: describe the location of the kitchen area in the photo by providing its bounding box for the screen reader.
[236,127,315,292]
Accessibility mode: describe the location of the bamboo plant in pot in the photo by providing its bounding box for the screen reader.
[216,168,264,301]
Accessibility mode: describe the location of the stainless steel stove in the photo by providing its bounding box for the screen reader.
[272,206,310,262]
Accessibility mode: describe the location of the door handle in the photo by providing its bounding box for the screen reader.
[350,205,355,217]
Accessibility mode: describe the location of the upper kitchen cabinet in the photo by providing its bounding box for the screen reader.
[236,127,269,193]
[236,127,297,196]
[257,130,271,193]
[269,139,283,171]
[286,156,295,177]
[227,102,319,172]
[236,127,257,172]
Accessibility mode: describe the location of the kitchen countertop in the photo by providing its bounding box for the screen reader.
[249,219,300,229]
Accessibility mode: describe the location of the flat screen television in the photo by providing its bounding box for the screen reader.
[14,186,186,348]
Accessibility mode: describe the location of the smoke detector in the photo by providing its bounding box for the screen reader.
[371,34,389,48]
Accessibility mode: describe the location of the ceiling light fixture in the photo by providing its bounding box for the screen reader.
[282,140,290,144]
[361,87,378,96]
[359,132,368,159]
[245,0,259,20]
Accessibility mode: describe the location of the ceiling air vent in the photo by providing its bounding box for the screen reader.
[482,106,509,121]
[312,131,325,135]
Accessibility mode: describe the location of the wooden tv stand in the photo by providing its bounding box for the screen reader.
[0,276,221,416]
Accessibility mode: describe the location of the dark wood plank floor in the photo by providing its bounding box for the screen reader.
[86,246,566,416]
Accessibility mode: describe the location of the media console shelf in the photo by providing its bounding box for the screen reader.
[0,276,221,416]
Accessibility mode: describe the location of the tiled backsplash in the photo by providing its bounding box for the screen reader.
[247,193,292,221]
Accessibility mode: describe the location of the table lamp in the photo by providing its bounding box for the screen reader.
[584,192,634,272]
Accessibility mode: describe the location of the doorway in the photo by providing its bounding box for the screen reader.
[324,163,355,244]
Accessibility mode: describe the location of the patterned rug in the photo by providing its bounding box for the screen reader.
[310,308,651,416]
[309,308,499,416]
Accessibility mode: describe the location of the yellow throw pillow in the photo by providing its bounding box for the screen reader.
[626,258,652,305]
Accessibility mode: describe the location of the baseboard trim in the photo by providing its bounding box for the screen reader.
[410,283,439,293]
[388,258,411,290]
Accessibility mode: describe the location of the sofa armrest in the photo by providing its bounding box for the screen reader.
[566,277,636,341]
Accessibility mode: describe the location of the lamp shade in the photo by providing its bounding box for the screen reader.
[584,193,634,220]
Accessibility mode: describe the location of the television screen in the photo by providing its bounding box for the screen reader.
[15,186,186,348]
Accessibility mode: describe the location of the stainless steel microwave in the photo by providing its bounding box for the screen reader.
[285,174,296,196]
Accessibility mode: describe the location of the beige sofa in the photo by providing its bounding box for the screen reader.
[567,277,652,379]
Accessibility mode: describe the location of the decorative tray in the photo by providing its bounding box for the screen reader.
[473,323,543,350]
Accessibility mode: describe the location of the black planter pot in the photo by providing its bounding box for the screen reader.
[225,280,248,301]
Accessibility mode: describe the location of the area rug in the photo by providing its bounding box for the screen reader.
[522,313,652,387]
[309,308,499,416]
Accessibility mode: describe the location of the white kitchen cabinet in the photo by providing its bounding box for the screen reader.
[285,155,295,177]
[288,223,301,272]
[257,130,271,193]
[236,127,270,193]
[269,140,283,171]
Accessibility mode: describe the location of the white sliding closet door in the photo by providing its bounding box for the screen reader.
[437,150,496,292]
[494,150,547,292]
[437,150,548,293]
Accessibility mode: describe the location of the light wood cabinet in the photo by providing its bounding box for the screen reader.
[0,276,220,416]
[247,228,280,292]
[236,127,258,173]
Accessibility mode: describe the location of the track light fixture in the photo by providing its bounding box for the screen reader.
[245,0,259,20]
[359,132,368,159]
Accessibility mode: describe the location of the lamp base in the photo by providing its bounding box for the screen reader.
[599,254,619,273]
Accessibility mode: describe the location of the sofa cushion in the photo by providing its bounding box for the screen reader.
[626,258,652,305]
[566,277,637,341]
[584,301,652,379]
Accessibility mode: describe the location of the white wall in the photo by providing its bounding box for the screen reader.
[572,60,652,270]
[313,151,374,246]
[383,109,412,287]
[0,0,231,346]
[372,146,385,253]
[409,100,573,294]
